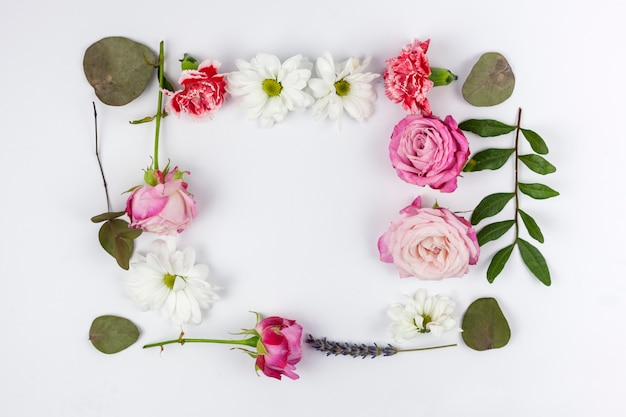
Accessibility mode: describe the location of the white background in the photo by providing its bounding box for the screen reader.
[1,0,624,415]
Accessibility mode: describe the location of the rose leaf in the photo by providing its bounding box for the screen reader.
[486,243,515,283]
[461,297,511,351]
[518,183,560,200]
[470,192,515,225]
[518,154,557,175]
[517,238,551,286]
[518,209,545,243]
[458,119,516,137]
[463,148,515,172]
[462,52,515,106]
[83,36,156,106]
[477,220,515,246]
[521,129,549,155]
[89,315,140,354]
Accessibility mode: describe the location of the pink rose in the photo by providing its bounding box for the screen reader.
[255,316,303,380]
[383,39,433,115]
[166,60,227,118]
[126,167,197,235]
[389,113,469,193]
[378,196,479,280]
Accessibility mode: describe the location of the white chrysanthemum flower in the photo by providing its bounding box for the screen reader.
[308,52,379,128]
[387,289,459,342]
[126,238,219,325]
[226,53,314,128]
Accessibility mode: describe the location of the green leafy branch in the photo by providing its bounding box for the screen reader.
[460,108,559,285]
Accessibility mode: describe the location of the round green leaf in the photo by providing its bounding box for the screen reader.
[83,37,156,106]
[462,298,511,351]
[462,52,515,106]
[89,315,140,354]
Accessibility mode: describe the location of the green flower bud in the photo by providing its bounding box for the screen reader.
[429,67,458,86]
[144,169,159,186]
[180,53,199,71]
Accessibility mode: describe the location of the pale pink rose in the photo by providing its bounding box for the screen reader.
[126,167,197,235]
[378,196,479,280]
[383,39,433,115]
[254,316,303,380]
[166,60,227,119]
[389,113,469,193]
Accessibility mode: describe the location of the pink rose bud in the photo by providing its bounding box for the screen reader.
[126,167,197,235]
[389,114,470,193]
[378,196,479,280]
[254,316,303,380]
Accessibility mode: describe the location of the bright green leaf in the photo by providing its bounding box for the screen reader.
[518,183,560,200]
[83,37,156,106]
[477,220,515,246]
[470,192,515,225]
[518,154,556,175]
[98,219,141,270]
[91,211,126,223]
[461,298,511,351]
[521,129,549,155]
[458,119,516,137]
[89,315,140,354]
[462,52,515,106]
[129,115,156,124]
[486,243,515,282]
[463,148,515,172]
[518,209,544,243]
[517,238,551,286]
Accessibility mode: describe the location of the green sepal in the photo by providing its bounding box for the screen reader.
[518,183,560,200]
[98,219,142,270]
[476,220,515,246]
[517,238,551,286]
[144,169,159,186]
[518,154,556,175]
[518,209,544,243]
[521,129,549,155]
[470,192,515,225]
[458,119,516,137]
[428,67,457,86]
[180,53,200,71]
[91,211,126,223]
[486,243,515,283]
[463,148,515,172]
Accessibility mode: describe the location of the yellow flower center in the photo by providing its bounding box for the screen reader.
[262,79,283,97]
[334,79,351,96]
[163,273,179,289]
[417,314,432,333]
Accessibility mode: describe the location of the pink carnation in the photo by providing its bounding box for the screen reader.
[383,39,433,115]
[378,196,479,280]
[389,113,470,193]
[166,60,227,119]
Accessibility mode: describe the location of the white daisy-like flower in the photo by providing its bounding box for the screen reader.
[126,238,219,325]
[387,289,459,342]
[308,52,379,128]
[226,53,314,128]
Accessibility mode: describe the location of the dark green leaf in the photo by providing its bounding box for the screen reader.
[89,315,140,354]
[91,211,126,223]
[518,183,560,199]
[518,154,556,175]
[83,37,156,106]
[463,148,515,172]
[98,219,141,270]
[461,298,511,351]
[470,192,515,225]
[517,238,551,286]
[486,243,515,283]
[477,220,515,246]
[458,119,516,137]
[462,52,515,106]
[518,209,544,243]
[521,129,549,155]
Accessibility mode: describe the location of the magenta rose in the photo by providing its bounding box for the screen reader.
[166,60,227,119]
[378,196,479,280]
[383,39,433,115]
[126,166,197,235]
[254,316,303,380]
[389,113,469,193]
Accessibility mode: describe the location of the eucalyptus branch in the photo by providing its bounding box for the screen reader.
[92,102,111,212]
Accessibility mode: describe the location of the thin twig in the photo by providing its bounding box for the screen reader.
[93,102,111,212]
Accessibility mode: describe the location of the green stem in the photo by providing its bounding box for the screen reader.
[513,107,522,241]
[397,343,457,353]
[153,40,165,171]
[143,336,258,350]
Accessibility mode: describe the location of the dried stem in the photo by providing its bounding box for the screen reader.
[93,102,111,212]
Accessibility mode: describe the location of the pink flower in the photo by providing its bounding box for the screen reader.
[126,167,197,235]
[254,316,303,380]
[383,39,433,115]
[166,60,227,119]
[389,113,469,193]
[378,196,479,280]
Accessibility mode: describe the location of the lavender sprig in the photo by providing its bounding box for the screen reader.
[306,335,456,359]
